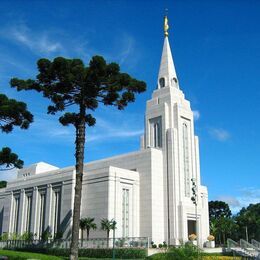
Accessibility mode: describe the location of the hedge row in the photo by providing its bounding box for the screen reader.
[14,247,147,259]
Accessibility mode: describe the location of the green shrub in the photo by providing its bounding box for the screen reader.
[162,241,167,248]
[41,230,52,241]
[166,243,200,260]
[21,232,34,241]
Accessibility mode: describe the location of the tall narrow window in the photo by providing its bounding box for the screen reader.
[122,189,129,237]
[24,195,32,232]
[12,196,20,233]
[154,123,161,147]
[183,123,190,197]
[38,192,46,238]
[52,189,61,235]
[150,117,162,148]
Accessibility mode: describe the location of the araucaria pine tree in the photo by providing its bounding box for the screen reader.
[0,93,33,169]
[10,56,146,259]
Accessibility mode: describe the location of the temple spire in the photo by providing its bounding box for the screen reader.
[157,15,179,89]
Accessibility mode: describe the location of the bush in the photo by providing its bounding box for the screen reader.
[162,241,167,248]
[14,247,147,259]
[167,243,200,260]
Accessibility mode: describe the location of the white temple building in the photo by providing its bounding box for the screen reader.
[0,18,209,246]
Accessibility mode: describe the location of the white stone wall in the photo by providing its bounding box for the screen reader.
[0,167,75,239]
[83,148,164,244]
[81,166,139,239]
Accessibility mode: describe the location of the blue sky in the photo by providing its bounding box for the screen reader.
[0,0,259,213]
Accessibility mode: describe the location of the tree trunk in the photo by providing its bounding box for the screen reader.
[70,105,86,260]
[87,229,89,241]
[107,230,110,248]
[81,228,83,248]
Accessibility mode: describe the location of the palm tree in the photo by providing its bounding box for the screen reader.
[79,218,87,246]
[101,218,117,248]
[85,217,97,240]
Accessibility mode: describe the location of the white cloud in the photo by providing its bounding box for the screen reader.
[27,112,143,144]
[209,128,230,141]
[3,23,63,55]
[217,187,260,214]
[84,115,143,143]
[118,34,135,65]
[217,195,241,208]
[193,110,200,121]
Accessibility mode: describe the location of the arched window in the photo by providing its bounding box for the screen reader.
[183,123,190,197]
[159,77,165,88]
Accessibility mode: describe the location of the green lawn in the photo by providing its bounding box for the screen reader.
[0,249,62,260]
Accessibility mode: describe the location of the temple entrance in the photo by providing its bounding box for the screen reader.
[187,220,196,236]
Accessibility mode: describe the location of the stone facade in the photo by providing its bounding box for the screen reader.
[0,32,209,246]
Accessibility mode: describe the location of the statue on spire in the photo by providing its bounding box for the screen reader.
[164,15,169,37]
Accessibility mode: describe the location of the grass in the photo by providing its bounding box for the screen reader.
[0,249,242,260]
[0,249,62,260]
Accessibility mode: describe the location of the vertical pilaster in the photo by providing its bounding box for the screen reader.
[31,187,38,237]
[6,191,13,234]
[17,189,25,235]
[45,184,53,234]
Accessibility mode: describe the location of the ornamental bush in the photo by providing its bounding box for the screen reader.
[167,243,200,260]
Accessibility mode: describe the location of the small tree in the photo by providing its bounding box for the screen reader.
[79,218,86,246]
[85,217,97,240]
[11,55,145,259]
[101,218,117,248]
[0,93,33,170]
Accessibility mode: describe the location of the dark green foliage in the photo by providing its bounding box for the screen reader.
[0,94,33,169]
[54,231,63,240]
[79,217,97,240]
[100,218,117,248]
[10,56,146,125]
[41,230,52,242]
[209,201,232,221]
[0,147,23,169]
[235,203,260,241]
[14,247,147,259]
[209,201,260,245]
[208,200,233,245]
[0,94,33,133]
[21,232,34,241]
[0,180,7,188]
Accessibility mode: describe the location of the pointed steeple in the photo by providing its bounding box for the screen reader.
[157,16,179,89]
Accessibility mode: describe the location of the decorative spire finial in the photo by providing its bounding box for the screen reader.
[164,13,169,37]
